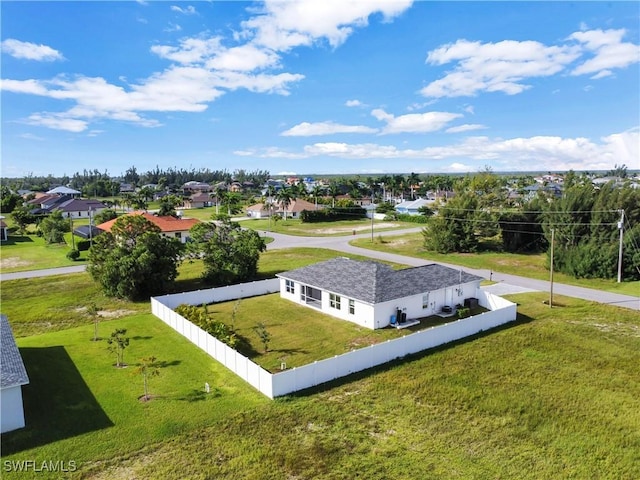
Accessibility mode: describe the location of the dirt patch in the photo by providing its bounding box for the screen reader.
[568,320,640,337]
[98,309,136,319]
[0,257,33,269]
[138,394,157,403]
[74,307,136,319]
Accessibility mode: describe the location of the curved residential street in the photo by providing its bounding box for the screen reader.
[1,227,638,311]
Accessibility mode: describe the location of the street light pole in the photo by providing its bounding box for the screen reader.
[549,228,555,308]
[617,209,624,283]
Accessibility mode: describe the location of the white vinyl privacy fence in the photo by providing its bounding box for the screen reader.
[152,281,517,399]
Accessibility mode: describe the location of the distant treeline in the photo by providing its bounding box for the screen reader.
[1,166,271,196]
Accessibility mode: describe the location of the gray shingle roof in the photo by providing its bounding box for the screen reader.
[1,315,29,389]
[277,257,483,304]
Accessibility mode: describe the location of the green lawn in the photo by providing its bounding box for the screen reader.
[0,233,84,273]
[351,232,640,297]
[204,293,439,371]
[1,292,638,479]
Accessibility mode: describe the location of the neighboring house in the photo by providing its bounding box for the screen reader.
[27,194,68,212]
[182,181,212,192]
[523,183,562,200]
[277,198,322,218]
[27,194,106,219]
[246,203,272,218]
[73,225,103,240]
[46,186,81,196]
[394,198,431,215]
[183,193,212,209]
[1,315,30,433]
[0,218,8,241]
[229,182,243,193]
[54,198,107,219]
[335,194,372,206]
[119,183,135,193]
[277,258,483,330]
[246,198,322,219]
[97,212,200,243]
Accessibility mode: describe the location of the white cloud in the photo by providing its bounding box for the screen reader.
[372,108,462,134]
[171,5,197,15]
[421,28,640,99]
[281,121,377,136]
[345,99,363,107]
[421,39,581,98]
[242,0,413,50]
[27,113,88,132]
[205,44,280,71]
[2,1,413,134]
[164,22,182,33]
[463,105,474,114]
[569,28,640,77]
[19,133,45,141]
[1,39,64,62]
[237,129,639,171]
[446,124,487,133]
[448,162,474,172]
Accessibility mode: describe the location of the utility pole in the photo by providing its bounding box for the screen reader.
[549,228,555,308]
[618,209,624,283]
[370,207,375,242]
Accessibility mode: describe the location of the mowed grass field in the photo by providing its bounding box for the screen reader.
[352,232,640,297]
[1,291,638,479]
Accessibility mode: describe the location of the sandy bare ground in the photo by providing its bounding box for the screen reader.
[0,257,33,269]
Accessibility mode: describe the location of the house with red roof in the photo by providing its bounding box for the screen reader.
[97,212,200,243]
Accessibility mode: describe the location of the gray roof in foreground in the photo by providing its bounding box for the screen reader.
[277,257,483,304]
[1,315,29,389]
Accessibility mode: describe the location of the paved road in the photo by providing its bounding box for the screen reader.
[2,227,638,311]
[262,229,640,311]
[0,265,87,281]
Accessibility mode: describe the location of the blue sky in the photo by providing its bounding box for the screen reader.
[1,1,639,178]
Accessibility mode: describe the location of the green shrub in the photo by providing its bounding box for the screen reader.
[300,207,366,223]
[76,239,91,251]
[175,304,237,348]
[66,249,80,261]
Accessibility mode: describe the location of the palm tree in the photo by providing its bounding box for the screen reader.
[311,184,324,209]
[276,186,296,221]
[327,182,340,208]
[408,172,421,200]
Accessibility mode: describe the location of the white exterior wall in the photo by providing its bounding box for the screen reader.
[281,278,481,330]
[0,386,26,433]
[279,278,375,329]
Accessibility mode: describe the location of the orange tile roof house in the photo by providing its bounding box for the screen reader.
[97,212,200,243]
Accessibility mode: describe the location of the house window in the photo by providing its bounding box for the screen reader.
[329,293,341,310]
[175,232,182,239]
[285,279,295,294]
[348,299,355,315]
[422,293,430,309]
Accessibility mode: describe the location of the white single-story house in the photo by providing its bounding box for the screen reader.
[54,198,108,219]
[395,198,432,215]
[97,212,200,243]
[1,315,30,433]
[277,258,483,330]
[246,199,322,219]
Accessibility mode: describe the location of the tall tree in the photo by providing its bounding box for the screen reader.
[188,219,266,286]
[39,210,70,244]
[87,215,183,299]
